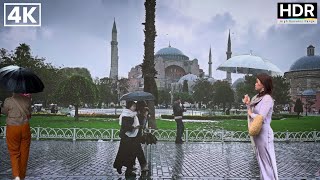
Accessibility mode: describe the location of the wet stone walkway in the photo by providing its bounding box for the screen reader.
[0,140,319,179]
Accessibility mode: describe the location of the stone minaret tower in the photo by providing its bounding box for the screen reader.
[110,18,119,79]
[208,47,212,78]
[226,30,232,83]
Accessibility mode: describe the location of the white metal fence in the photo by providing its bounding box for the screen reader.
[0,126,319,142]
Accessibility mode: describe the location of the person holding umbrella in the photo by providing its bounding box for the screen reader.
[244,73,278,180]
[113,101,141,177]
[0,65,44,180]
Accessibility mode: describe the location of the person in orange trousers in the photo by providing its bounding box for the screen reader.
[2,93,32,180]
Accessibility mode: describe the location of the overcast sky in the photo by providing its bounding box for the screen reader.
[0,0,319,82]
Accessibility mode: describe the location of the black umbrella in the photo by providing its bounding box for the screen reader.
[0,65,44,93]
[120,91,154,101]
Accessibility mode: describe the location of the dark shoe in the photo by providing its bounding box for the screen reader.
[125,170,136,177]
[141,164,149,171]
[116,167,122,174]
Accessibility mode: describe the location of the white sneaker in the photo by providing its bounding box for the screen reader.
[14,177,20,180]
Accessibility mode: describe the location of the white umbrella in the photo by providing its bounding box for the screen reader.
[217,54,283,76]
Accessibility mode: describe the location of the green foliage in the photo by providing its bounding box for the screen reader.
[235,75,256,104]
[294,98,303,117]
[56,75,97,120]
[56,75,97,106]
[212,80,234,111]
[97,77,116,107]
[174,92,194,103]
[60,67,92,81]
[158,90,170,105]
[272,75,290,112]
[182,80,189,93]
[0,44,62,106]
[193,79,214,105]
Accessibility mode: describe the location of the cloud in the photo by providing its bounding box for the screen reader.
[0,0,318,84]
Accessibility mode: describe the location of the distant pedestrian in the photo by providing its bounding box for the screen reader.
[172,97,186,144]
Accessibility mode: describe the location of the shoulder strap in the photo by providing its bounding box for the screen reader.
[11,98,28,118]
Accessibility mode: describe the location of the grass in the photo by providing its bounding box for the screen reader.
[0,115,319,132]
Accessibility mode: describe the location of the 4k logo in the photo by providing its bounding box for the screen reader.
[4,3,41,27]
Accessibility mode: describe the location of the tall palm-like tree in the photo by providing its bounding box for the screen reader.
[142,0,158,129]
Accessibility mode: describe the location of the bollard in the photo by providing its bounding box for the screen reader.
[36,126,40,140]
[221,129,224,143]
[285,130,289,143]
[185,128,189,143]
[111,129,114,142]
[3,126,6,139]
[73,128,76,141]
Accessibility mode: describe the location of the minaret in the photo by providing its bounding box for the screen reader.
[110,18,119,79]
[208,47,212,78]
[226,29,232,83]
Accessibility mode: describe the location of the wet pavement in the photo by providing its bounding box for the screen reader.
[0,140,319,179]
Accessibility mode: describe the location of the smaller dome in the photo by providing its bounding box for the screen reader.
[289,55,320,72]
[232,78,245,89]
[178,74,198,84]
[302,89,316,96]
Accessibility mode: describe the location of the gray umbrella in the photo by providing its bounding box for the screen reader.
[120,91,155,101]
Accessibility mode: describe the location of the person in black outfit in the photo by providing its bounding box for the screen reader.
[172,97,186,144]
[113,101,141,176]
[134,101,148,171]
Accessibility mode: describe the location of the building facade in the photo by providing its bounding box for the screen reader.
[284,45,320,113]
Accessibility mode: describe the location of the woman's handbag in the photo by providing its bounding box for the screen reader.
[248,114,263,136]
[140,132,157,145]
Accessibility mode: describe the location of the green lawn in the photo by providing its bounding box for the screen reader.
[0,115,319,132]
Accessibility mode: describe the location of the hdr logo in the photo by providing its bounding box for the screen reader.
[4,3,41,27]
[277,2,317,24]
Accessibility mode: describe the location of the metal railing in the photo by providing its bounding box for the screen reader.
[0,126,319,142]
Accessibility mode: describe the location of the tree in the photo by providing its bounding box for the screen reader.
[56,75,97,121]
[235,75,256,105]
[60,67,92,81]
[294,98,303,118]
[272,76,290,113]
[0,44,62,107]
[174,92,194,104]
[193,79,214,108]
[97,77,114,108]
[142,0,157,129]
[158,90,170,106]
[213,80,234,112]
[182,80,188,93]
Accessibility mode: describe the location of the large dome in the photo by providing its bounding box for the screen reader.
[156,47,184,56]
[289,55,320,72]
[155,46,189,61]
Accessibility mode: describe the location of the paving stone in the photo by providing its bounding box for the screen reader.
[0,140,319,179]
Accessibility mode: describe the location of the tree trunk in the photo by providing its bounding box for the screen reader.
[142,0,157,129]
[75,105,79,121]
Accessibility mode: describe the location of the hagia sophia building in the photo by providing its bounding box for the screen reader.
[109,20,320,113]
